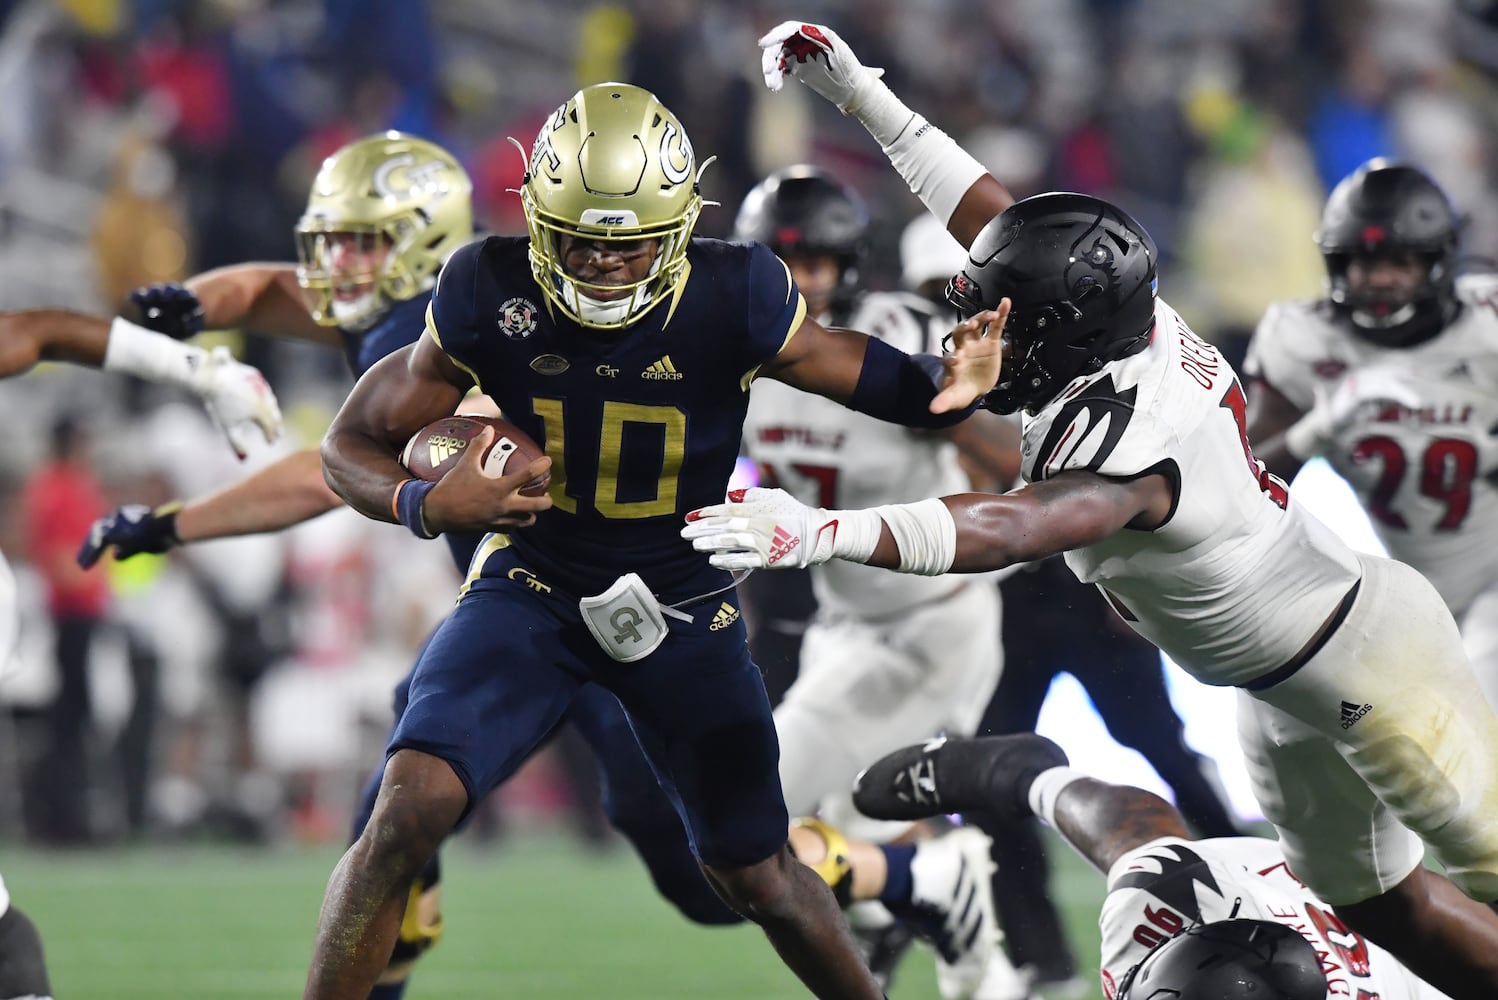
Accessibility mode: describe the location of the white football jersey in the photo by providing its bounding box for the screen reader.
[744,291,976,619]
[1022,300,1361,686]
[1099,836,1447,1000]
[1245,275,1498,615]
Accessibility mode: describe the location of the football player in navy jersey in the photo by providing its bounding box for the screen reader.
[78,131,755,1000]
[687,21,1498,999]
[312,82,1001,1000]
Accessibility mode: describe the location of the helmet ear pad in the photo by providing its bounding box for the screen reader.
[1315,158,1460,347]
[1117,919,1327,1000]
[948,192,1157,414]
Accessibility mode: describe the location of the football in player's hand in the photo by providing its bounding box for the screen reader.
[400,415,551,496]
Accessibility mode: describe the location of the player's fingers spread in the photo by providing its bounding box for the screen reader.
[964,308,1007,343]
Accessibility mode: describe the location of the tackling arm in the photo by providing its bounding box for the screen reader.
[684,468,1170,574]
[0,309,112,374]
[175,448,342,540]
[77,449,343,568]
[876,471,1170,573]
[757,21,1014,248]
[187,263,336,344]
[759,306,1007,423]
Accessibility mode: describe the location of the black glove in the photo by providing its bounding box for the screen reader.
[122,284,205,340]
[77,503,182,568]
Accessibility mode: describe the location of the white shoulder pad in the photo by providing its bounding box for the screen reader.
[1243,298,1343,410]
[1022,366,1171,483]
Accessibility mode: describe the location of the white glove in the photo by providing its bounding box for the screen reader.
[1284,367,1420,459]
[190,346,283,460]
[683,487,870,571]
[757,20,884,113]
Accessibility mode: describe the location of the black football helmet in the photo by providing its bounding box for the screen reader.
[1116,919,1327,1000]
[946,192,1157,415]
[733,165,870,319]
[1315,159,1460,348]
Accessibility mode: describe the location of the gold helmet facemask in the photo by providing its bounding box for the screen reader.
[518,83,709,331]
[296,132,474,331]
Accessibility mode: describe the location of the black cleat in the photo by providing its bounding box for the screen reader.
[853,734,1069,821]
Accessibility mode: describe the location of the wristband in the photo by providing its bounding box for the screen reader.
[152,503,183,547]
[103,315,209,391]
[395,479,438,539]
[875,498,957,575]
[823,506,884,564]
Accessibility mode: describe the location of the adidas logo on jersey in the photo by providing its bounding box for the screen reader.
[642,355,684,380]
[1340,700,1373,730]
[427,435,468,466]
[708,602,740,631]
[767,526,800,565]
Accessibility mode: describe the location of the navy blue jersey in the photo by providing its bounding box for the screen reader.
[428,235,805,600]
[338,293,433,378]
[337,288,483,573]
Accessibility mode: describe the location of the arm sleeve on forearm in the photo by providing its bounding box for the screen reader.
[848,336,977,429]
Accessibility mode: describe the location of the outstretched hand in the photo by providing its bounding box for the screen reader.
[932,302,1009,413]
[194,346,284,460]
[682,487,839,571]
[757,20,884,113]
[78,503,182,568]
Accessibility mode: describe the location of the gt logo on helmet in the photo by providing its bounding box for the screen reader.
[372,154,450,199]
[659,121,694,185]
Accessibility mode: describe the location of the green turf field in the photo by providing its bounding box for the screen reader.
[4,831,1106,999]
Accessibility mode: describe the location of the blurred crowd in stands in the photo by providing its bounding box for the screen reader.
[2,0,1498,847]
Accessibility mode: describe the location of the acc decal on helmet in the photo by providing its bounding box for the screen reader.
[295,132,473,331]
[518,83,709,331]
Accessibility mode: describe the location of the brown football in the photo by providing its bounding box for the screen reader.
[400,415,550,496]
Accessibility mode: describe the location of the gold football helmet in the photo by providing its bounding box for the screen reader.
[520,83,706,330]
[296,132,473,331]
